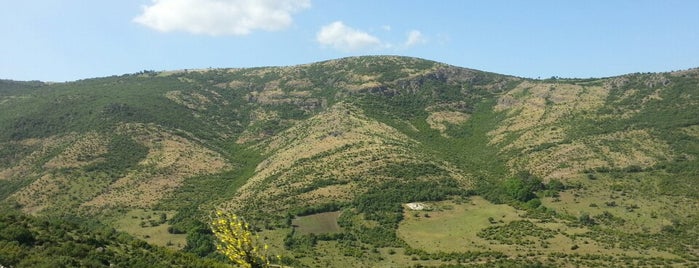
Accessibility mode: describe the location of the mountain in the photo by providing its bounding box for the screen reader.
[1,56,698,267]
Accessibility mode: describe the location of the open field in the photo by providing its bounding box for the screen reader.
[542,175,692,233]
[258,228,448,268]
[397,195,683,262]
[112,209,186,250]
[398,196,523,253]
[292,211,342,234]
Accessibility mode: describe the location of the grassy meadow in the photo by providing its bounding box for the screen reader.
[292,211,343,234]
[112,209,187,250]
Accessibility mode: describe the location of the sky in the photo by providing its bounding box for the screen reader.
[1,0,698,82]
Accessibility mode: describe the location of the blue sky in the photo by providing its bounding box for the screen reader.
[1,0,698,82]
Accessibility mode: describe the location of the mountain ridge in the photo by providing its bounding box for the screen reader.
[1,56,698,267]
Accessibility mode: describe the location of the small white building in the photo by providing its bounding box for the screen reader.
[406,202,427,210]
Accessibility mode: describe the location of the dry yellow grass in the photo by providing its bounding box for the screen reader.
[681,125,699,139]
[284,78,313,89]
[507,129,672,180]
[3,135,89,214]
[235,108,281,144]
[165,90,211,111]
[43,132,108,169]
[224,102,473,213]
[81,123,229,210]
[11,173,61,214]
[490,81,608,147]
[426,111,470,135]
[488,81,673,180]
[221,80,247,89]
[0,135,77,181]
[227,103,411,210]
[6,124,230,213]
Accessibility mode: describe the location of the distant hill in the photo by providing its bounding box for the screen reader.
[1,56,697,267]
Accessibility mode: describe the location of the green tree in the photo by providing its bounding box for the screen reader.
[503,177,540,202]
[579,213,595,226]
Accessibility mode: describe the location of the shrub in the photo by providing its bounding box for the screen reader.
[210,211,278,268]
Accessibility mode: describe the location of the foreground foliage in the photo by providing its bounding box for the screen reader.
[0,206,227,267]
[211,211,275,268]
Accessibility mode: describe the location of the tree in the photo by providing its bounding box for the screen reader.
[0,225,34,245]
[210,211,277,268]
[578,213,595,226]
[503,176,542,202]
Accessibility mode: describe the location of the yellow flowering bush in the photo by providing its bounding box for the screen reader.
[210,211,273,268]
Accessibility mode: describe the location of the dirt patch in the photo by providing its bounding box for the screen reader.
[165,90,211,111]
[426,111,470,135]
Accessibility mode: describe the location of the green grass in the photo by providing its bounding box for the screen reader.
[258,228,449,268]
[112,209,187,250]
[397,195,686,264]
[292,211,342,235]
[542,174,693,233]
[397,196,522,253]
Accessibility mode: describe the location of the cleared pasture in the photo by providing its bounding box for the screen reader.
[292,211,342,234]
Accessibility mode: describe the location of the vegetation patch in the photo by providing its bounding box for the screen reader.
[41,132,108,169]
[542,175,696,233]
[477,220,557,245]
[0,207,226,267]
[113,209,187,250]
[292,211,342,235]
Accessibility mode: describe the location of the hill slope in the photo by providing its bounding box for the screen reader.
[1,57,698,267]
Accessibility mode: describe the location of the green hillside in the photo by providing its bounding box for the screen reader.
[0,204,229,267]
[1,56,697,267]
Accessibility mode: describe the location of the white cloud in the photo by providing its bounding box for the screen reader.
[404,30,427,47]
[316,21,383,52]
[134,0,311,36]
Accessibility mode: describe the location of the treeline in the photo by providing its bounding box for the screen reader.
[477,171,566,211]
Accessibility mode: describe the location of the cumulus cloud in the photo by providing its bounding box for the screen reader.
[404,30,427,47]
[316,21,383,52]
[134,0,311,36]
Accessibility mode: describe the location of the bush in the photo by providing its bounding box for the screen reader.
[210,211,278,268]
